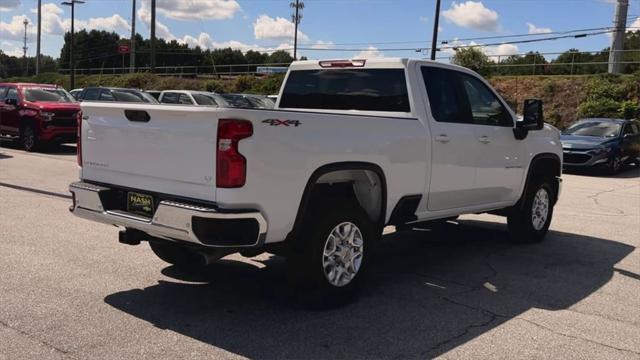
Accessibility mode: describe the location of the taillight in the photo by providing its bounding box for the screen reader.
[76,111,82,167]
[216,119,253,188]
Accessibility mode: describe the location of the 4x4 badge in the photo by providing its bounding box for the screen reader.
[262,119,301,127]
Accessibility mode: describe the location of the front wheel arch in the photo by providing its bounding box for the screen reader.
[517,153,561,209]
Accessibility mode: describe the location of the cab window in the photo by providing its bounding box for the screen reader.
[82,88,100,101]
[459,73,513,127]
[6,87,19,101]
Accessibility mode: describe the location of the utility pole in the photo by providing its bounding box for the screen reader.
[36,0,41,74]
[608,0,629,74]
[150,0,156,73]
[430,0,441,60]
[130,0,136,73]
[22,18,29,76]
[61,0,84,89]
[290,0,304,60]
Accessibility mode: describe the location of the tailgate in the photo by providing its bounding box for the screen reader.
[80,102,220,202]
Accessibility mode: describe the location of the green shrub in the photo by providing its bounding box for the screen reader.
[234,75,258,93]
[619,100,640,119]
[203,79,227,93]
[577,98,622,118]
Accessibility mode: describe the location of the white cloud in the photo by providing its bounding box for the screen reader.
[354,46,384,59]
[0,14,35,42]
[22,3,130,36]
[311,40,334,50]
[442,1,499,32]
[484,43,519,59]
[253,14,309,42]
[441,38,519,61]
[527,23,552,34]
[629,17,640,32]
[153,0,240,21]
[419,16,429,24]
[177,31,292,54]
[0,0,20,12]
[0,41,25,56]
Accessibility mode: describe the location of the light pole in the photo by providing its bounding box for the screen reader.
[290,0,304,60]
[61,0,84,89]
[430,0,441,60]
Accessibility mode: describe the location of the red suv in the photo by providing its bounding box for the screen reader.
[0,83,80,151]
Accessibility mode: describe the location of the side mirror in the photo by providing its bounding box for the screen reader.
[4,98,19,107]
[519,99,544,131]
[623,133,634,140]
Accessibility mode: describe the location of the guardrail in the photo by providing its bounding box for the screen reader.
[54,49,640,77]
[57,62,293,77]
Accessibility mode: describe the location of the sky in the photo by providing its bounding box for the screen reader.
[1,0,639,62]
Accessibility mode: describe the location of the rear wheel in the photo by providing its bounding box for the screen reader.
[507,178,555,243]
[289,201,378,307]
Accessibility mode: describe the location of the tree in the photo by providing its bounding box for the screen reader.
[267,50,294,64]
[451,47,492,75]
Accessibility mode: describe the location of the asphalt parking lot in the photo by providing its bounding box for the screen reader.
[1,143,639,360]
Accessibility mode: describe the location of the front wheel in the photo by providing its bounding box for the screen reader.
[290,203,378,306]
[507,178,555,243]
[607,154,622,175]
[20,125,40,152]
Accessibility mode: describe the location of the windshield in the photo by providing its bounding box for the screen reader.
[193,93,219,106]
[563,121,622,138]
[23,88,75,103]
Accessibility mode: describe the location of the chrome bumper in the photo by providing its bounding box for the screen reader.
[69,181,267,248]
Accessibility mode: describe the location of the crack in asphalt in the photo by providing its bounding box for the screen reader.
[586,183,640,216]
[515,317,640,356]
[0,319,75,358]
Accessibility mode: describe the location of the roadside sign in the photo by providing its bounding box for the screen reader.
[118,45,130,54]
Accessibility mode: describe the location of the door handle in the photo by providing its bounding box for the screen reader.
[435,134,450,144]
[478,135,491,144]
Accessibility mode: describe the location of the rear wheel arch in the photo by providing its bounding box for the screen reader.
[286,162,388,242]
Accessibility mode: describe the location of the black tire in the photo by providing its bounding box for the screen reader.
[507,178,555,244]
[289,202,378,307]
[148,240,199,268]
[607,154,623,175]
[20,124,40,152]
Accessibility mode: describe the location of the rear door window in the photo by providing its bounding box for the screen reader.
[0,86,7,99]
[178,94,194,105]
[279,69,410,112]
[421,66,470,124]
[99,90,115,101]
[161,92,179,104]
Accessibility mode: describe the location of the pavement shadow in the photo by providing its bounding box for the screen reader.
[104,219,634,359]
[0,152,13,160]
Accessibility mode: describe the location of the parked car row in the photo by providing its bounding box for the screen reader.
[0,83,278,151]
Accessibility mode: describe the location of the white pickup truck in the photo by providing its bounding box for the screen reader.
[70,58,562,303]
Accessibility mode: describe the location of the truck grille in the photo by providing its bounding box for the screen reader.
[563,153,591,164]
[50,110,78,127]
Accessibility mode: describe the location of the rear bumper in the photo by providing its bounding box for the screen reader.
[68,181,267,248]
